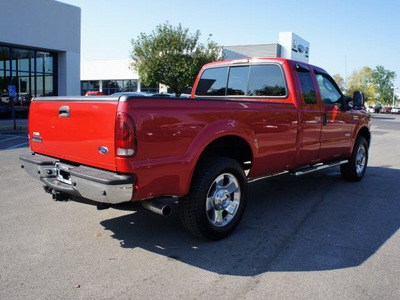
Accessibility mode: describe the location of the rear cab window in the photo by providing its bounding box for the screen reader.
[194,63,288,101]
[195,67,228,96]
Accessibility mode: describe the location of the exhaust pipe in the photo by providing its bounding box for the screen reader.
[141,199,172,217]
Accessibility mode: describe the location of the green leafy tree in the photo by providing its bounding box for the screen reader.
[346,67,376,103]
[371,65,397,105]
[332,74,345,92]
[130,23,224,96]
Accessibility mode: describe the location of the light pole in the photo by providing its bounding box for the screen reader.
[393,86,398,108]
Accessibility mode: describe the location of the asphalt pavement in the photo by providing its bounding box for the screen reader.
[0,114,399,299]
[0,131,29,150]
[0,118,28,150]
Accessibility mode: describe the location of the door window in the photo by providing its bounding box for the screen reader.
[297,71,317,104]
[316,74,343,108]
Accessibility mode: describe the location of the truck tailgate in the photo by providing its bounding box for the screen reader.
[29,97,119,171]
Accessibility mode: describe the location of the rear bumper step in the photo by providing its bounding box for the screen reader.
[20,153,135,204]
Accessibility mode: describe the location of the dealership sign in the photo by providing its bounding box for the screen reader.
[292,40,309,58]
[279,32,310,63]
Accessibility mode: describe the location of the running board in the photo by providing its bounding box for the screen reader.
[247,160,348,183]
[291,160,348,176]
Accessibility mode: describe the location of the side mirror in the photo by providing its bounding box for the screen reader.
[343,95,352,110]
[353,91,364,110]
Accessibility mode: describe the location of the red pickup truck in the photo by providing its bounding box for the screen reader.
[20,58,371,240]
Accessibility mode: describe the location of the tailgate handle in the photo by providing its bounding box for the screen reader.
[59,106,70,118]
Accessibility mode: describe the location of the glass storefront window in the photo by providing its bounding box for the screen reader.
[102,80,123,95]
[37,51,56,73]
[81,80,100,96]
[81,81,89,90]
[124,79,138,91]
[45,53,55,73]
[16,72,32,95]
[36,74,56,97]
[0,69,11,119]
[45,75,54,96]
[80,80,141,96]
[0,46,11,70]
[36,75,43,97]
[0,70,11,93]
[0,45,58,120]
[12,48,35,72]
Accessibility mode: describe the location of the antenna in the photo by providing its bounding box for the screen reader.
[345,55,348,90]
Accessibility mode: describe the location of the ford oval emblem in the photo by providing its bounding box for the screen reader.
[98,146,109,155]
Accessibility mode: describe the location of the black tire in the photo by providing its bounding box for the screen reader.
[179,156,247,240]
[341,136,369,181]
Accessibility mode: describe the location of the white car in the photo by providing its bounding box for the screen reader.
[391,107,400,114]
[366,106,375,113]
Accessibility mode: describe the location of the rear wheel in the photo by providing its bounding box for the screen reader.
[341,136,369,181]
[179,156,247,240]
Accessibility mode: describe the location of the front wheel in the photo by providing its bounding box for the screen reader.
[341,136,369,181]
[179,156,247,240]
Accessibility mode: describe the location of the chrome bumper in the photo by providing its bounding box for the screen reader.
[20,153,134,204]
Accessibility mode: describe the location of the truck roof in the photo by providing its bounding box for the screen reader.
[201,57,327,74]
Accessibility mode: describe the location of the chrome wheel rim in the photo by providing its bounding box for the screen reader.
[356,144,367,175]
[206,173,241,227]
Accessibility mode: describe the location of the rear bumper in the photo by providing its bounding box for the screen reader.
[20,153,135,204]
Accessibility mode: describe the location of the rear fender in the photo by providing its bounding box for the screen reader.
[181,119,256,194]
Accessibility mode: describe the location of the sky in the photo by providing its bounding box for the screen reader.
[60,0,400,89]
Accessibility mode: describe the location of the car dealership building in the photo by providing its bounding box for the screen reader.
[0,0,80,123]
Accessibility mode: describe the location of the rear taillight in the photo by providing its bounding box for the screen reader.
[115,112,136,157]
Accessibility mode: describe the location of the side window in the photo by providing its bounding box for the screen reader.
[227,66,249,96]
[195,64,287,98]
[195,67,228,96]
[297,71,317,104]
[316,74,342,107]
[248,65,286,96]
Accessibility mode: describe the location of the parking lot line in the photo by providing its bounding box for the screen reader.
[0,133,29,150]
[6,142,30,150]
[0,136,21,142]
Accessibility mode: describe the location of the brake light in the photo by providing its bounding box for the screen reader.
[115,112,136,156]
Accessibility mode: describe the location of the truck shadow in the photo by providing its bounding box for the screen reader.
[100,166,400,276]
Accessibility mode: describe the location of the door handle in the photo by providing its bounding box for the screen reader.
[322,113,327,126]
[59,106,70,118]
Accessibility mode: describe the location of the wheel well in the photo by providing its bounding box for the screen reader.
[357,126,371,146]
[197,136,253,172]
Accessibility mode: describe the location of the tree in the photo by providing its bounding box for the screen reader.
[130,23,224,96]
[345,67,376,103]
[332,74,345,92]
[371,65,397,105]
